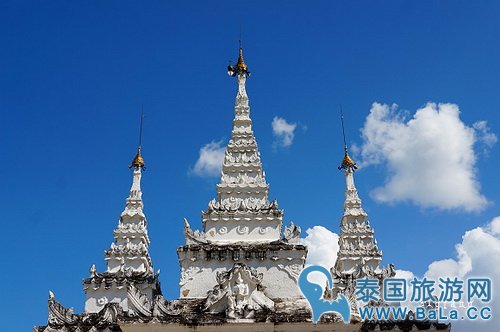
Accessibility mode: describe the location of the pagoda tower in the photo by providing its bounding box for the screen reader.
[83,143,160,315]
[334,149,383,274]
[324,118,395,320]
[177,45,309,322]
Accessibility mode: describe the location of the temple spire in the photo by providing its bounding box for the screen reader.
[332,108,383,275]
[197,43,282,245]
[178,43,306,309]
[82,110,157,314]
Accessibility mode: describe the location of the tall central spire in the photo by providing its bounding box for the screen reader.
[178,44,306,309]
[201,45,281,244]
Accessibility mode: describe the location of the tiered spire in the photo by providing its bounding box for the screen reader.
[334,158,382,273]
[334,112,382,274]
[324,113,393,322]
[178,44,305,305]
[201,45,283,244]
[104,110,152,276]
[83,113,158,314]
[102,154,153,276]
[217,45,269,209]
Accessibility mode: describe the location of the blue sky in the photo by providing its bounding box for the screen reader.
[1,1,500,331]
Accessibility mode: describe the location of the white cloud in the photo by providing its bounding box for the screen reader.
[488,216,500,235]
[272,116,297,147]
[301,226,339,286]
[358,102,493,212]
[301,226,339,268]
[423,217,500,331]
[473,120,498,150]
[191,141,225,177]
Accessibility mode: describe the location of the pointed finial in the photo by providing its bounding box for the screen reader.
[130,108,145,169]
[227,40,250,77]
[338,105,358,171]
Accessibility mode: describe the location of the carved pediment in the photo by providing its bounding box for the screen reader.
[46,291,122,329]
[203,263,274,321]
[153,294,182,318]
[183,218,207,245]
[127,284,182,320]
[47,291,79,327]
[127,283,152,318]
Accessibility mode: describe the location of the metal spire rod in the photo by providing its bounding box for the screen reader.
[138,105,144,148]
[129,106,146,169]
[239,25,242,48]
[340,104,348,152]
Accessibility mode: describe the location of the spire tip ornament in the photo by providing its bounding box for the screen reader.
[130,146,145,169]
[338,150,358,171]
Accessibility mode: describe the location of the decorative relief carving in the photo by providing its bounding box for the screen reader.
[97,296,108,306]
[127,284,152,318]
[153,294,182,318]
[220,173,265,186]
[203,263,274,321]
[207,197,279,213]
[225,151,258,163]
[258,226,269,234]
[236,225,249,235]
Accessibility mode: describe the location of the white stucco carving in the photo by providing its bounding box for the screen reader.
[204,263,274,322]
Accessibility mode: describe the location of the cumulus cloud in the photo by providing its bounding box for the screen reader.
[272,116,297,147]
[358,102,494,212]
[301,226,339,268]
[191,141,225,177]
[423,217,500,331]
[301,226,339,286]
